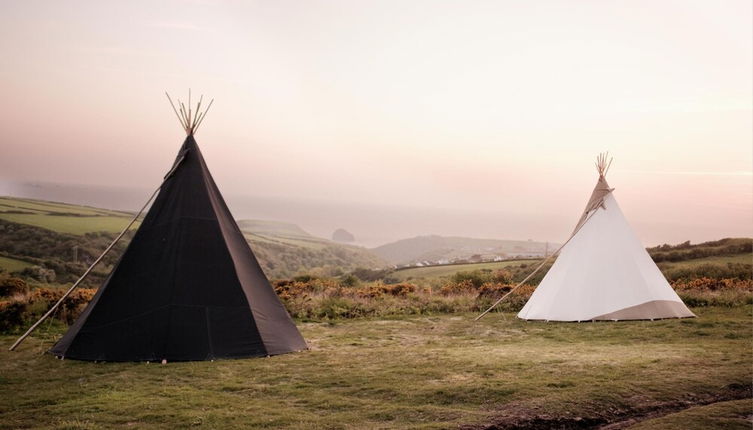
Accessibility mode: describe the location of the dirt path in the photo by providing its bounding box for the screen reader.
[463,383,752,430]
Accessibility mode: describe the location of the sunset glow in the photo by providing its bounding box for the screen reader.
[1,0,750,245]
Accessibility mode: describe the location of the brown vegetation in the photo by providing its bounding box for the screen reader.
[1,262,751,332]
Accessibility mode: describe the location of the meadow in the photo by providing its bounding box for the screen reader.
[392,260,541,283]
[1,257,750,428]
[391,244,752,286]
[0,307,750,429]
[0,197,383,280]
[0,197,135,236]
[0,197,750,428]
[0,256,33,273]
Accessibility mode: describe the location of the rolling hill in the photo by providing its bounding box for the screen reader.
[0,196,385,281]
[237,219,385,278]
[371,235,558,265]
[0,196,137,235]
[382,237,752,285]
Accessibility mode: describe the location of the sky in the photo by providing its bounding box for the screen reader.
[0,0,751,246]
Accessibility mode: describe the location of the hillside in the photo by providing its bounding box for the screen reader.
[375,237,752,286]
[237,219,386,278]
[0,197,136,287]
[237,219,312,238]
[0,197,385,281]
[0,196,136,235]
[371,235,557,265]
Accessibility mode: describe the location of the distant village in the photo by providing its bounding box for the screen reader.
[392,248,551,270]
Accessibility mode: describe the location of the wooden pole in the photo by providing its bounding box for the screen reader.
[192,99,213,133]
[188,89,192,128]
[8,154,187,351]
[165,93,187,130]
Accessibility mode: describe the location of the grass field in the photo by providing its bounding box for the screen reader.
[659,253,752,268]
[1,306,750,429]
[0,197,135,235]
[239,219,334,250]
[0,256,34,273]
[244,231,333,250]
[0,198,128,218]
[393,259,541,282]
[391,252,752,285]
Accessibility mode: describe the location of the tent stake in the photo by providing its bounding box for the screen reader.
[8,156,187,352]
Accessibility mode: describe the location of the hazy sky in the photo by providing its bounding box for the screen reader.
[0,0,751,245]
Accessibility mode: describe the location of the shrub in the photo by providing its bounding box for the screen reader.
[439,280,477,296]
[0,300,27,331]
[27,288,96,324]
[18,266,56,283]
[661,263,752,282]
[339,274,360,287]
[477,282,512,297]
[359,283,416,298]
[0,276,29,297]
[671,277,753,292]
[451,271,490,288]
[351,267,395,282]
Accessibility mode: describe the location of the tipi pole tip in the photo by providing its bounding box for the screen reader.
[166,90,214,136]
[165,92,187,131]
[595,152,613,177]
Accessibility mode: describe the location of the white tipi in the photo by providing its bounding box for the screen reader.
[518,154,695,321]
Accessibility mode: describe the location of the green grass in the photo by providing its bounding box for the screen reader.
[1,306,750,429]
[0,197,135,235]
[0,256,34,273]
[392,259,540,282]
[239,219,334,250]
[245,232,331,250]
[391,251,752,285]
[237,219,313,238]
[0,197,129,218]
[660,253,752,268]
[0,213,133,235]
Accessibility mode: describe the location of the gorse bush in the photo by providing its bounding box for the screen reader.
[359,283,417,298]
[269,275,752,322]
[0,280,97,332]
[0,275,29,297]
[269,275,538,321]
[1,265,751,333]
[648,238,752,263]
[673,277,753,308]
[450,269,514,288]
[660,263,752,282]
[672,277,753,291]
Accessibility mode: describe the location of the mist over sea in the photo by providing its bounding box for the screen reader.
[1,181,575,248]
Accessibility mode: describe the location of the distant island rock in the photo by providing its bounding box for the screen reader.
[332,228,355,243]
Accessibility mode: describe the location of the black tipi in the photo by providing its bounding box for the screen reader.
[49,95,307,361]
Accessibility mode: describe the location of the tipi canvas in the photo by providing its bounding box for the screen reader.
[50,95,307,361]
[518,154,694,322]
